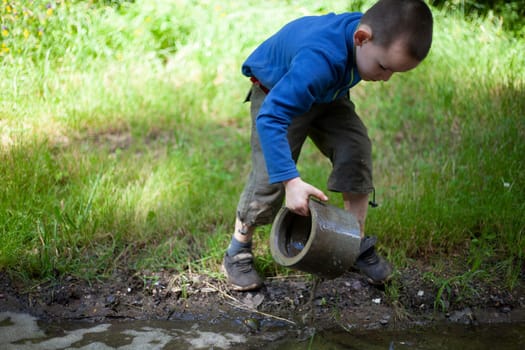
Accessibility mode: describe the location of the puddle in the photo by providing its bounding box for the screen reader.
[272,322,525,349]
[1,311,524,349]
[0,312,285,349]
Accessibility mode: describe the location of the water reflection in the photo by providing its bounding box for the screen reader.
[0,312,246,350]
[1,311,524,349]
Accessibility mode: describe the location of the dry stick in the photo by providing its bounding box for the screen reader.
[204,281,297,326]
[266,274,306,280]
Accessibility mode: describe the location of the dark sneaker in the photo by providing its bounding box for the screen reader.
[222,250,263,291]
[354,236,393,285]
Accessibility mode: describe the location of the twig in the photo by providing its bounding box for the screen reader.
[266,274,307,280]
[204,281,297,326]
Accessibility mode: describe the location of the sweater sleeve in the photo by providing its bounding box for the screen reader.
[256,49,337,183]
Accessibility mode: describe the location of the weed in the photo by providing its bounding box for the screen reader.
[424,269,486,312]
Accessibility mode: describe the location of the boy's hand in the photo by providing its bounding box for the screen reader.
[283,177,328,216]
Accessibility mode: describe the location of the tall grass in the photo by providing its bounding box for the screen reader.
[1,1,523,290]
[361,10,525,287]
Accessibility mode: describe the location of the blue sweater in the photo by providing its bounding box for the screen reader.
[242,12,363,183]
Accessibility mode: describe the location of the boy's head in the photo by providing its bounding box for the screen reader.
[353,0,433,81]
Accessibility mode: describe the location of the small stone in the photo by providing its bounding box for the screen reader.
[351,280,363,291]
[380,318,389,325]
[417,290,425,297]
[154,282,166,289]
[243,293,265,309]
[448,308,474,324]
[191,275,206,286]
[105,294,119,308]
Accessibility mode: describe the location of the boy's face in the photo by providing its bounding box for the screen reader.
[355,38,420,82]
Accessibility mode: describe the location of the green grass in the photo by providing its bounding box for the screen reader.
[1,0,523,299]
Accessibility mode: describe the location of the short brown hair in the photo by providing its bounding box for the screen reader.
[361,0,433,61]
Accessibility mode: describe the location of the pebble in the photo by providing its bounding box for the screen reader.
[105,294,118,307]
[154,282,166,289]
[242,293,265,309]
[351,280,363,291]
[447,307,474,324]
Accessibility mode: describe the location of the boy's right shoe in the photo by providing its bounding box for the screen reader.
[354,236,393,285]
[222,250,263,291]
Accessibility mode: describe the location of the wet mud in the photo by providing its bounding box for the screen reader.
[1,262,524,335]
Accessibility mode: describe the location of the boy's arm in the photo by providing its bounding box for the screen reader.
[256,49,336,183]
[256,50,337,214]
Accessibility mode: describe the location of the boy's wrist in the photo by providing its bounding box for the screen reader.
[283,177,300,187]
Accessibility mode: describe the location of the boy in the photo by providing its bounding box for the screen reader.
[223,0,433,291]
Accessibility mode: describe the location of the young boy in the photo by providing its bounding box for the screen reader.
[223,0,433,291]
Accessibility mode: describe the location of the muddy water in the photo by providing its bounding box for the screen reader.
[273,323,525,349]
[1,311,524,349]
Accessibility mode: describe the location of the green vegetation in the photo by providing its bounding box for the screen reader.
[429,0,525,36]
[1,0,523,305]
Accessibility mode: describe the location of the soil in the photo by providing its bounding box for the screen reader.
[1,262,524,334]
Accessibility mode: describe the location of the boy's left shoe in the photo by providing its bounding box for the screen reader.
[353,236,393,285]
[222,250,263,291]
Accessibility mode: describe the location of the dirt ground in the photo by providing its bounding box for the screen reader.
[1,261,524,334]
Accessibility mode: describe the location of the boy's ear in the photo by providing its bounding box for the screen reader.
[354,24,372,46]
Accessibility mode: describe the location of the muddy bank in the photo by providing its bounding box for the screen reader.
[1,263,524,333]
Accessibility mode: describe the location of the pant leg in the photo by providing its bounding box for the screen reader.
[236,85,283,227]
[308,97,374,194]
[236,85,315,227]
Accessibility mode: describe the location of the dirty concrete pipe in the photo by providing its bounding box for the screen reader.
[270,198,362,279]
